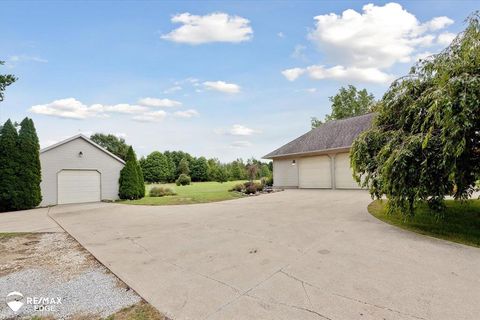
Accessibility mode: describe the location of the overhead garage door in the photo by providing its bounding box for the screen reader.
[299,156,331,188]
[58,170,101,204]
[334,153,360,189]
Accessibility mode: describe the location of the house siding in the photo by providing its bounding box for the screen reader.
[40,138,124,206]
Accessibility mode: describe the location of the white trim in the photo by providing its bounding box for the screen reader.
[41,134,126,165]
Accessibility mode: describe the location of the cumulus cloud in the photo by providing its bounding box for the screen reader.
[283,3,454,84]
[29,98,106,119]
[161,12,253,44]
[231,140,252,148]
[203,81,240,93]
[138,97,182,108]
[132,110,167,122]
[174,109,199,118]
[281,68,305,81]
[437,32,456,45]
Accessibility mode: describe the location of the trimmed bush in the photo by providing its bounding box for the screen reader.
[229,184,245,192]
[176,174,191,186]
[149,187,176,197]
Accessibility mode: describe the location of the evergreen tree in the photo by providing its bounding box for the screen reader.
[119,146,141,200]
[0,120,19,211]
[17,118,42,209]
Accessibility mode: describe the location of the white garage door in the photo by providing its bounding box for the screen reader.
[58,170,101,204]
[299,156,332,188]
[334,153,360,189]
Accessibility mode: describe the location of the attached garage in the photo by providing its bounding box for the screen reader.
[40,134,125,206]
[334,153,360,189]
[299,156,331,188]
[263,113,374,189]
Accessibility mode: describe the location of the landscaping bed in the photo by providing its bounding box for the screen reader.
[0,233,166,320]
[368,199,480,247]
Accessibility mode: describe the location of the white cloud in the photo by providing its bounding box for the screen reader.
[437,32,456,45]
[203,81,240,93]
[161,12,253,44]
[413,51,434,61]
[277,32,285,38]
[231,140,252,148]
[425,16,454,31]
[174,109,199,118]
[6,54,48,68]
[132,110,167,122]
[284,3,454,84]
[305,88,317,93]
[138,97,182,108]
[29,98,105,119]
[229,124,260,136]
[307,65,394,84]
[30,98,150,119]
[281,68,305,81]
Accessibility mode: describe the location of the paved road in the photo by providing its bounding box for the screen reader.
[48,190,480,320]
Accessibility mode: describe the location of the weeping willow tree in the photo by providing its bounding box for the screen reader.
[350,12,480,217]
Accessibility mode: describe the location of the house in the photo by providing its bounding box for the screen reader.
[263,113,374,189]
[39,134,125,206]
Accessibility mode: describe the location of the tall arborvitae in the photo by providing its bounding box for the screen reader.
[0,119,19,211]
[119,146,142,200]
[17,118,42,209]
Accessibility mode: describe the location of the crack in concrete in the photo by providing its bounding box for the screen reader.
[280,270,426,320]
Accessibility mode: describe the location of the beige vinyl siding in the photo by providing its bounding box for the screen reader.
[298,155,332,188]
[40,138,124,206]
[273,158,298,187]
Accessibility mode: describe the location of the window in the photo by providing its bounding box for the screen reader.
[292,159,296,165]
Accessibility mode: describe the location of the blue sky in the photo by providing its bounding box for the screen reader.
[1,1,477,161]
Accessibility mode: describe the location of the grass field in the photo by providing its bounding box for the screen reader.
[120,180,246,206]
[368,199,480,247]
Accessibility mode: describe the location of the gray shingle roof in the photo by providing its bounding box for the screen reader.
[263,113,375,159]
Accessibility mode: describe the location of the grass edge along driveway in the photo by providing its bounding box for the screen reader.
[120,180,246,206]
[368,199,480,248]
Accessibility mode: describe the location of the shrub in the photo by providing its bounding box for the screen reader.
[229,184,245,192]
[149,187,176,197]
[176,174,191,186]
[245,183,257,195]
[255,182,264,191]
[119,146,143,200]
[262,176,273,187]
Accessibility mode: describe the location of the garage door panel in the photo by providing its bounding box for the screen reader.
[299,156,331,188]
[334,153,360,189]
[58,170,101,204]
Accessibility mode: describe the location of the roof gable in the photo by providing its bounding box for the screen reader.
[40,134,126,164]
[264,113,375,159]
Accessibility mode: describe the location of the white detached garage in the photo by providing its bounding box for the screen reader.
[39,134,125,206]
[264,113,374,189]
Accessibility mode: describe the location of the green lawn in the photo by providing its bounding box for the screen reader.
[120,180,246,206]
[368,199,480,247]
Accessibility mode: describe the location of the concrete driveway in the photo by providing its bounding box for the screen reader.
[48,190,480,320]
